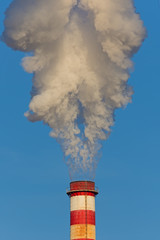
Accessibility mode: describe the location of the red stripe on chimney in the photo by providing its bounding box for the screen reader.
[71,210,95,225]
[70,192,95,197]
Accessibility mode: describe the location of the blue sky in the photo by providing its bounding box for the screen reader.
[0,0,160,239]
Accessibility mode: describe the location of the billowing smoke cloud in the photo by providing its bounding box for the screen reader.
[2,0,146,179]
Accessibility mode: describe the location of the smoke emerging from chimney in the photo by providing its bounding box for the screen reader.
[2,0,146,179]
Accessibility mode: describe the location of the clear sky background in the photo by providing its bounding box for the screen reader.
[0,0,160,239]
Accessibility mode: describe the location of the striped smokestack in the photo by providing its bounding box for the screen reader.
[67,181,98,240]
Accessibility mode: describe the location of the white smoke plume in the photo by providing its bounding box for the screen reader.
[2,0,146,179]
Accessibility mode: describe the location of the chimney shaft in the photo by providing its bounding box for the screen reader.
[67,181,98,240]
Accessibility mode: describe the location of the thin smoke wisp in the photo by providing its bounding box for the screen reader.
[2,0,146,179]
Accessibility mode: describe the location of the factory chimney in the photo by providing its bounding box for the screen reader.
[67,181,98,240]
